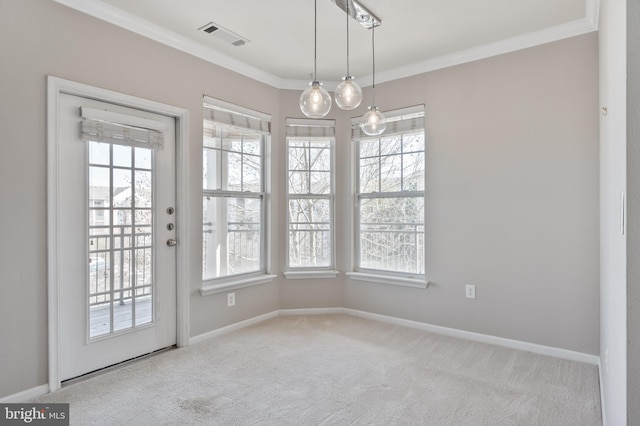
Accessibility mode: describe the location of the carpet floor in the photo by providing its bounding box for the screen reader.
[35,314,602,425]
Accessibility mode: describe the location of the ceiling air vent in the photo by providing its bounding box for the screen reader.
[198,22,250,47]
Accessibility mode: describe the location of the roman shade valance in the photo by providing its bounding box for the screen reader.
[286,118,335,139]
[351,104,424,140]
[203,96,271,138]
[80,106,166,150]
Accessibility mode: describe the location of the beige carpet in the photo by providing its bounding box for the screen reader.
[35,314,602,425]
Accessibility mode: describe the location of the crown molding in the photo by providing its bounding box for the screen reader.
[51,0,289,88]
[371,14,599,87]
[52,0,599,91]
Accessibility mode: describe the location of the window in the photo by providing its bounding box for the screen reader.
[353,106,426,280]
[285,119,336,275]
[202,98,271,287]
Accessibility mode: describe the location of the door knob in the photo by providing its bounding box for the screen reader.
[166,239,177,247]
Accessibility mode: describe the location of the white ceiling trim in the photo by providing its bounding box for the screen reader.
[371,16,598,88]
[52,0,599,91]
[51,0,288,88]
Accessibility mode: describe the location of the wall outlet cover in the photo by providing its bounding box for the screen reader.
[227,292,236,307]
[466,284,476,299]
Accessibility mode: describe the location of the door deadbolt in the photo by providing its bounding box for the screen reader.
[166,239,177,247]
[166,207,175,215]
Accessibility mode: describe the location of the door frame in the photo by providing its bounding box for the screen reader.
[46,76,191,392]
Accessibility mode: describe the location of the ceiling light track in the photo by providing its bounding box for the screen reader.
[330,0,381,29]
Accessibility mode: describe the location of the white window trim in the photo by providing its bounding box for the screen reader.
[80,106,170,132]
[283,270,340,280]
[200,273,277,296]
[201,98,272,290]
[285,118,336,274]
[349,104,424,126]
[204,95,271,123]
[346,272,429,289]
[352,105,426,284]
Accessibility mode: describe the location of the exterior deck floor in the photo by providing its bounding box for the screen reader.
[90,296,153,338]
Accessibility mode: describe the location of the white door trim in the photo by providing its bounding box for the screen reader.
[46,76,190,392]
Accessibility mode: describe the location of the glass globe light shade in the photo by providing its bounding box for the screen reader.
[335,76,363,110]
[300,81,332,118]
[360,106,386,136]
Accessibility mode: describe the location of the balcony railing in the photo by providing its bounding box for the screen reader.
[202,221,261,278]
[288,221,331,267]
[88,225,153,307]
[202,220,424,277]
[360,222,425,274]
[88,224,154,338]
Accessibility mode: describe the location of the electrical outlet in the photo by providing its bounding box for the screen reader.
[465,284,476,299]
[227,292,235,307]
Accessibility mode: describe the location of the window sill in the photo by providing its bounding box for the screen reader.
[346,272,429,289]
[283,270,340,280]
[200,274,277,296]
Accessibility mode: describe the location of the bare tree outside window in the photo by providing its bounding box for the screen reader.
[202,102,269,281]
[287,136,333,269]
[356,111,425,276]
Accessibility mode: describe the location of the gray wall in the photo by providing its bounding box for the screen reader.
[344,36,600,354]
[628,0,640,423]
[0,0,283,397]
[0,0,600,399]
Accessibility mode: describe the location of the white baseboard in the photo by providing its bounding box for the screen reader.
[6,308,601,405]
[342,308,600,365]
[598,358,607,426]
[188,311,279,345]
[188,308,344,345]
[189,307,599,365]
[0,384,49,403]
[279,307,345,316]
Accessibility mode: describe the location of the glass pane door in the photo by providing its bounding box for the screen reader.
[88,141,154,339]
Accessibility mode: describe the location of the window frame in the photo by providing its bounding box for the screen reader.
[349,105,428,288]
[200,97,275,295]
[284,118,337,278]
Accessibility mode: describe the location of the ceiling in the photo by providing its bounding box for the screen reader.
[54,0,599,89]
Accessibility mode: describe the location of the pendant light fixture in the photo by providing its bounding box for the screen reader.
[360,24,386,136]
[300,0,332,118]
[334,0,362,110]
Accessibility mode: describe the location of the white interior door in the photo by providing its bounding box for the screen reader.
[57,93,177,381]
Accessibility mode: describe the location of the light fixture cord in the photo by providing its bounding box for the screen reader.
[346,0,350,76]
[314,0,318,81]
[371,24,376,105]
